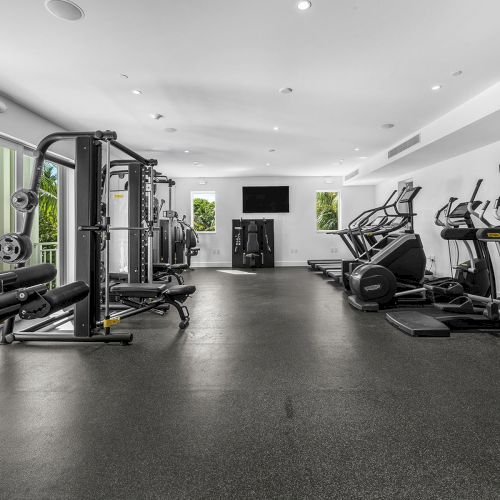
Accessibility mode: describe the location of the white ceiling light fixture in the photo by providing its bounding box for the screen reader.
[279,87,293,94]
[359,156,368,160]
[132,89,143,95]
[45,0,84,21]
[266,163,271,167]
[381,123,395,129]
[431,84,442,91]
[273,126,280,131]
[150,113,163,120]
[452,70,463,77]
[193,162,200,166]
[165,127,177,133]
[120,74,129,79]
[269,149,276,153]
[354,147,360,151]
[297,1,312,11]
[0,101,8,114]
[184,150,190,154]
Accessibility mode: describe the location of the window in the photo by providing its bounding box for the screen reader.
[0,137,65,285]
[191,191,216,233]
[316,191,340,231]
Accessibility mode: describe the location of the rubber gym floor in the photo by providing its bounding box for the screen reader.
[1,267,499,499]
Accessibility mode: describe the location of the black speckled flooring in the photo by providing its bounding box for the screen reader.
[1,268,500,499]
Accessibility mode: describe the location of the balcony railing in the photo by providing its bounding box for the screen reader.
[33,242,58,288]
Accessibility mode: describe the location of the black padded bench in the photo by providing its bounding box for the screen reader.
[110,282,196,329]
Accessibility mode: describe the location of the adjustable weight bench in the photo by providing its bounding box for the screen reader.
[110,282,196,329]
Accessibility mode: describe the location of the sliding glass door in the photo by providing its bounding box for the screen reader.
[0,139,65,285]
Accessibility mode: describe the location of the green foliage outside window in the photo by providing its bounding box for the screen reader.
[193,196,216,232]
[39,163,58,243]
[316,191,339,231]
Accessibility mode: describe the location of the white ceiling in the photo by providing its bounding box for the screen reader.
[2,0,500,178]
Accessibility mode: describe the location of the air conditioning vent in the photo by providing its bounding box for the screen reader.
[344,169,359,181]
[388,134,420,159]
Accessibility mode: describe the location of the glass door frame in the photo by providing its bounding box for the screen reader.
[0,137,67,286]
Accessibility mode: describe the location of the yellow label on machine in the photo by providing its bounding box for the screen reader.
[103,318,121,328]
[487,233,500,238]
[113,194,125,199]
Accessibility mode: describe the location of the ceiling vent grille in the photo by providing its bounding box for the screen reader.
[388,134,421,159]
[344,169,359,181]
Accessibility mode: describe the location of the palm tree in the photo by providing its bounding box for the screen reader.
[38,162,58,242]
[316,191,338,231]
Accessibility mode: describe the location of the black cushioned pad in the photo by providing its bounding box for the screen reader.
[153,263,170,272]
[440,227,478,241]
[110,283,169,298]
[166,285,196,296]
[171,264,189,270]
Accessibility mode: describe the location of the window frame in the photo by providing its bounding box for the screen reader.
[315,190,341,233]
[0,137,67,285]
[191,190,217,234]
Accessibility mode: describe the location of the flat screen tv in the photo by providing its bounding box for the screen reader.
[242,186,289,213]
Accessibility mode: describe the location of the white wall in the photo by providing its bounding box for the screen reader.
[158,176,375,267]
[375,140,500,277]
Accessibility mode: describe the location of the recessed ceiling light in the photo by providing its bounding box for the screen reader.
[150,113,163,120]
[339,159,344,164]
[266,163,271,167]
[354,147,360,151]
[359,156,368,160]
[273,126,280,131]
[184,150,190,154]
[381,123,395,129]
[452,70,463,77]
[269,149,276,153]
[193,162,200,166]
[120,74,129,79]
[0,101,8,114]
[45,0,84,21]
[431,84,442,91]
[132,89,143,95]
[165,127,177,133]
[297,1,312,10]
[279,87,293,94]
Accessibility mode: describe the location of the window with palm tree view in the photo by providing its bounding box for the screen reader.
[316,191,339,231]
[191,191,216,233]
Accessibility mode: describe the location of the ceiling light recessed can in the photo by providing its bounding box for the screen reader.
[452,70,463,77]
[279,87,293,94]
[381,123,395,129]
[120,73,129,79]
[132,89,143,95]
[193,162,200,166]
[297,1,312,10]
[431,84,442,91]
[45,0,84,21]
[269,149,276,153]
[354,147,360,151]
[184,150,190,154]
[0,100,8,114]
[359,156,368,160]
[165,128,177,133]
[273,126,280,131]
[266,163,271,167]
[151,113,163,120]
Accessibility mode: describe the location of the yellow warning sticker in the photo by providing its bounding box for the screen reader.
[487,233,500,238]
[103,317,121,328]
[113,194,124,199]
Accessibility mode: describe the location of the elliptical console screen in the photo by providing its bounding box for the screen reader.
[242,186,289,213]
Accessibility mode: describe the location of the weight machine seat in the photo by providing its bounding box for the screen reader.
[110,282,195,299]
[153,263,189,272]
[246,222,260,255]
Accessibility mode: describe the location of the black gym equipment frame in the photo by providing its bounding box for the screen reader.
[0,131,157,344]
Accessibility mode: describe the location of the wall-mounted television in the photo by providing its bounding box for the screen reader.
[242,186,289,213]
